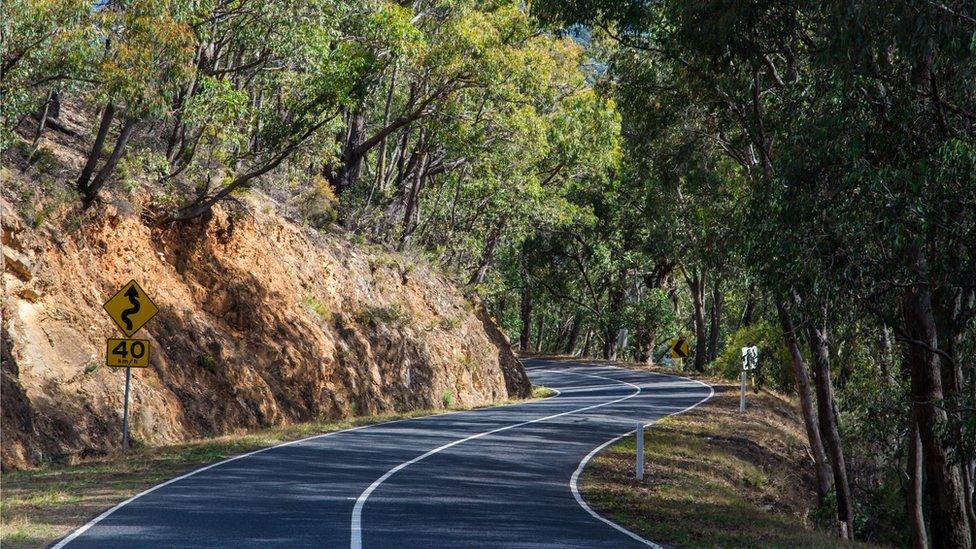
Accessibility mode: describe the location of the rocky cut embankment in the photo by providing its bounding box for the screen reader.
[1,195,529,470]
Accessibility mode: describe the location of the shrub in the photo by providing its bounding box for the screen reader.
[295,175,338,229]
[438,316,463,331]
[713,321,795,394]
[302,296,332,321]
[27,145,58,174]
[119,148,167,192]
[441,390,453,408]
[354,304,410,327]
[196,354,217,372]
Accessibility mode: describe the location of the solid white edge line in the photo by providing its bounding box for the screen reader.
[350,367,642,549]
[568,365,716,549]
[51,386,562,548]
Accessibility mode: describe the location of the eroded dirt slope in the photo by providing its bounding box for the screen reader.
[1,197,528,470]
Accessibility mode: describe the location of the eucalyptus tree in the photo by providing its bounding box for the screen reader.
[166,0,409,220]
[0,0,96,146]
[76,0,195,205]
[334,1,622,295]
[534,0,976,543]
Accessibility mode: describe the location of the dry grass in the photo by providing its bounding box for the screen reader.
[573,361,883,548]
[0,386,555,548]
[532,385,558,399]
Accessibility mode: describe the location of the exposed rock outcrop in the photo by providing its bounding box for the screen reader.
[1,197,529,470]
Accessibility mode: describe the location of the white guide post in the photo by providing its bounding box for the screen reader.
[739,370,747,412]
[635,422,644,481]
[739,346,758,412]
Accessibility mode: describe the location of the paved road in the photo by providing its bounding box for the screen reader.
[55,359,712,548]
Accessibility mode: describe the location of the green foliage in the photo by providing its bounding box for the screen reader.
[26,145,57,174]
[441,390,453,408]
[118,149,167,193]
[302,296,332,322]
[294,176,339,229]
[95,0,195,117]
[196,354,216,373]
[437,316,463,331]
[531,385,557,399]
[715,323,793,394]
[9,169,79,229]
[837,366,910,544]
[0,0,97,145]
[354,304,410,328]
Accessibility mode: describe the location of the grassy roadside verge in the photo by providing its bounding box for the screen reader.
[556,358,877,549]
[1,386,555,548]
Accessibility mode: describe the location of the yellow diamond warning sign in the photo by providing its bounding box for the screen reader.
[106,338,151,368]
[103,280,158,337]
[670,338,690,359]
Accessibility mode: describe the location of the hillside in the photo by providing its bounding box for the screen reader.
[1,179,529,470]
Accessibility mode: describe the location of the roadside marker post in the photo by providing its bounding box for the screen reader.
[635,422,644,481]
[740,346,758,412]
[739,371,747,412]
[103,280,158,451]
[122,368,131,449]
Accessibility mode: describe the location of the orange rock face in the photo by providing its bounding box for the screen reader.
[1,198,528,470]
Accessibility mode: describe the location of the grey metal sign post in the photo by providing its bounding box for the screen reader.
[635,422,644,480]
[122,367,131,449]
[740,346,758,412]
[103,280,158,452]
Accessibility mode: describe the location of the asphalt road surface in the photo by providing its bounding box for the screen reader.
[54,359,712,548]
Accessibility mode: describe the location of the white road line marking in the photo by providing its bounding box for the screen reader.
[350,367,642,549]
[569,366,715,549]
[51,388,561,548]
[54,361,712,549]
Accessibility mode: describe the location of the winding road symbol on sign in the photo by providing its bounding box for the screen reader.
[120,286,141,332]
[103,280,158,337]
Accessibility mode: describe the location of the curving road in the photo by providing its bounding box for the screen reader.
[54,359,712,548]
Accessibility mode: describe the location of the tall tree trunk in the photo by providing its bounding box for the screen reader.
[77,103,116,194]
[534,314,545,353]
[687,270,707,372]
[581,328,593,358]
[519,300,532,353]
[605,276,626,360]
[879,325,895,384]
[776,301,832,506]
[519,258,533,352]
[934,282,976,537]
[333,110,366,194]
[84,117,138,206]
[397,162,426,249]
[565,316,582,355]
[740,282,756,328]
[612,328,628,361]
[636,319,657,366]
[602,329,613,360]
[30,90,54,152]
[375,65,398,192]
[467,224,503,286]
[806,311,855,539]
[552,312,569,353]
[906,362,929,549]
[903,245,973,548]
[707,280,723,362]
